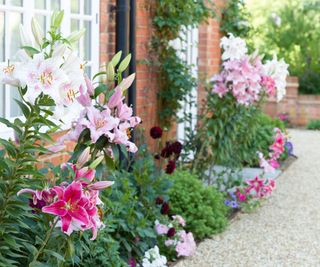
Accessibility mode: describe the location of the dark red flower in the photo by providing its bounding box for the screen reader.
[150,126,163,139]
[170,141,183,155]
[167,227,176,238]
[165,160,176,174]
[155,196,164,205]
[161,202,170,215]
[161,142,173,158]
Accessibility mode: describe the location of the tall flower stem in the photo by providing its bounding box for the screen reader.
[30,220,58,265]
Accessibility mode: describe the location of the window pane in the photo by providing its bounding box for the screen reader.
[51,0,60,10]
[84,0,91,15]
[83,20,91,60]
[8,12,22,58]
[0,12,4,62]
[9,86,22,117]
[35,0,46,9]
[35,14,46,35]
[8,0,22,6]
[71,0,80,14]
[0,85,4,117]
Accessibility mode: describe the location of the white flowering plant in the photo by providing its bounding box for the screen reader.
[0,11,141,266]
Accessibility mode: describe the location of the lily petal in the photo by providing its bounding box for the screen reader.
[42,200,67,216]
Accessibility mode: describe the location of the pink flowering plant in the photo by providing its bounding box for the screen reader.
[154,214,196,261]
[225,128,288,211]
[0,12,140,266]
[189,34,289,181]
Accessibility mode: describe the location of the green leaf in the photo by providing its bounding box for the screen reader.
[21,46,40,56]
[14,99,30,117]
[44,249,65,262]
[94,84,108,98]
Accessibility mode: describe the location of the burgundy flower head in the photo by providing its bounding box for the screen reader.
[161,142,173,158]
[129,258,136,267]
[161,202,170,215]
[167,227,176,238]
[170,141,183,155]
[165,160,176,174]
[150,126,163,139]
[156,196,164,205]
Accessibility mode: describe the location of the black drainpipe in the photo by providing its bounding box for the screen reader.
[116,0,136,164]
[116,0,130,70]
[129,0,136,117]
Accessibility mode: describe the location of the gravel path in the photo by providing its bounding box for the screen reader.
[176,129,320,267]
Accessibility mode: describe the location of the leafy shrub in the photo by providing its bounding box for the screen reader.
[168,170,229,239]
[307,119,320,130]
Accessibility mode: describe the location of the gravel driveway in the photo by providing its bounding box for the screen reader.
[176,129,320,267]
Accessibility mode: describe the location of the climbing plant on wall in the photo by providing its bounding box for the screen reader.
[152,0,215,128]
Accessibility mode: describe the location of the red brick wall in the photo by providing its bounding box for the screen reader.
[263,77,320,126]
[198,0,226,106]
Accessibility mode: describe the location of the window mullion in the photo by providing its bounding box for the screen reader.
[60,0,70,36]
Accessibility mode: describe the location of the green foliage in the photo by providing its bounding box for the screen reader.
[186,91,287,180]
[152,0,215,127]
[168,170,229,240]
[0,90,61,266]
[220,0,252,39]
[78,231,127,267]
[247,0,320,94]
[307,119,320,130]
[84,144,172,264]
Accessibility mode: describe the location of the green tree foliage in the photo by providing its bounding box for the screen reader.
[247,0,320,94]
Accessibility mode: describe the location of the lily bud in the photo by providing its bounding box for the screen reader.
[31,17,44,47]
[108,86,123,108]
[119,73,136,91]
[19,25,32,47]
[89,155,104,169]
[52,44,67,58]
[77,147,91,167]
[106,62,115,82]
[51,10,64,29]
[87,181,114,190]
[67,29,86,44]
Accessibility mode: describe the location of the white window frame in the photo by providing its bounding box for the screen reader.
[0,0,100,139]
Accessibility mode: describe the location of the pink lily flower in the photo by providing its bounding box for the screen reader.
[117,102,133,121]
[42,182,90,233]
[17,188,56,205]
[81,106,119,143]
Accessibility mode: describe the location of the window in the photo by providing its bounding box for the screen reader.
[0,0,99,138]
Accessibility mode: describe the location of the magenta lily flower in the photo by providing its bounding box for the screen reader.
[42,182,90,233]
[246,176,264,193]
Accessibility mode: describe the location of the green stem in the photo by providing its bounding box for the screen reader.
[30,220,58,265]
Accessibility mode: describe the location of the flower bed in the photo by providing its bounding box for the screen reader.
[0,12,293,267]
